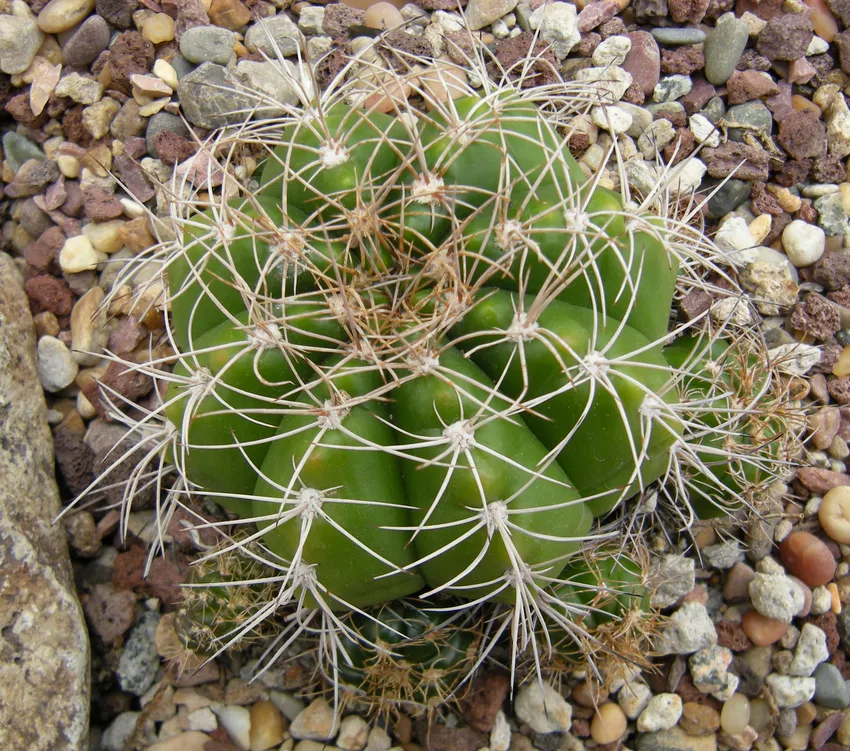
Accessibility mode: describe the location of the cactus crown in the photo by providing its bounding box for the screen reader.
[72,28,802,706]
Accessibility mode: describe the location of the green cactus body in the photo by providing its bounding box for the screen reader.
[158,85,785,635]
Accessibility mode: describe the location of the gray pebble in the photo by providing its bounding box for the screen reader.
[727,100,773,141]
[117,611,161,696]
[177,62,253,129]
[179,24,236,65]
[704,12,749,85]
[101,712,142,751]
[700,96,727,124]
[37,336,79,393]
[703,178,752,219]
[244,13,300,57]
[62,15,110,68]
[749,573,805,623]
[0,13,43,75]
[815,193,850,236]
[655,601,717,655]
[2,131,45,173]
[653,74,692,103]
[702,541,745,569]
[169,54,195,80]
[650,27,705,45]
[814,663,850,709]
[145,111,191,159]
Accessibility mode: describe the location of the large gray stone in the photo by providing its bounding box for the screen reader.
[0,252,90,750]
[177,61,253,129]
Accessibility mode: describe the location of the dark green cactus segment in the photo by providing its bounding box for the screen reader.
[392,345,592,601]
[336,599,478,710]
[164,304,346,515]
[252,361,426,609]
[449,290,681,516]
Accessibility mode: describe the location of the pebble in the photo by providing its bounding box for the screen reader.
[60,235,102,274]
[704,12,749,85]
[490,710,511,751]
[177,62,253,129]
[214,705,251,749]
[117,611,161,695]
[637,693,682,733]
[335,715,368,751]
[650,554,695,607]
[55,73,103,105]
[37,0,95,33]
[187,707,217,732]
[153,59,179,89]
[742,610,789,645]
[2,132,44,173]
[235,60,305,117]
[592,105,633,133]
[142,13,175,43]
[820,486,850,544]
[179,24,236,64]
[289,699,339,742]
[70,287,107,366]
[789,623,829,676]
[813,662,850,708]
[618,678,653,718]
[655,601,718,654]
[720,694,750,735]
[779,532,837,587]
[147,732,211,751]
[749,574,806,623]
[514,682,573,733]
[37,335,79,393]
[244,13,300,56]
[592,35,631,66]
[766,674,817,708]
[146,111,191,159]
[0,9,43,76]
[465,0,518,29]
[62,14,110,67]
[591,703,628,743]
[528,1,581,59]
[690,647,738,699]
[653,74,692,103]
[249,702,286,750]
[101,712,141,751]
[650,27,705,44]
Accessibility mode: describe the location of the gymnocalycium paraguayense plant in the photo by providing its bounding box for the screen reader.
[74,23,803,710]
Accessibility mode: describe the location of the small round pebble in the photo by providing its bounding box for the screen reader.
[37,335,79,393]
[637,693,682,732]
[779,531,837,587]
[591,703,627,744]
[783,219,826,267]
[819,486,850,544]
[741,610,789,646]
[720,693,750,735]
[37,0,95,33]
[143,13,175,43]
[59,235,101,273]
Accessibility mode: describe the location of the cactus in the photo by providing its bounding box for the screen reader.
[79,32,802,701]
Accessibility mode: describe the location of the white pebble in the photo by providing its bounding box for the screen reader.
[37,335,79,393]
[212,705,250,750]
[789,623,829,677]
[617,678,652,719]
[336,715,369,751]
[515,681,572,734]
[689,113,721,147]
[782,219,825,267]
[592,35,631,66]
[59,234,103,273]
[765,674,816,708]
[637,693,682,732]
[490,710,512,751]
[591,105,633,134]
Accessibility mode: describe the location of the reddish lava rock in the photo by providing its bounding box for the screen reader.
[780,531,838,587]
[25,274,74,316]
[463,670,511,732]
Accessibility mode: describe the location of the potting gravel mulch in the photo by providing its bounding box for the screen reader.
[5,0,850,748]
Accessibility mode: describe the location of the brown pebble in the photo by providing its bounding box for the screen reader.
[780,531,837,587]
[680,702,721,736]
[741,610,789,646]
